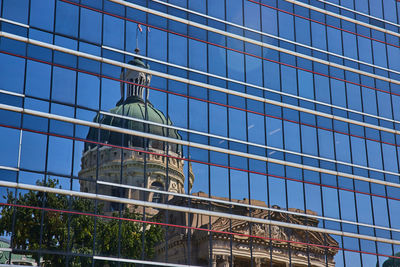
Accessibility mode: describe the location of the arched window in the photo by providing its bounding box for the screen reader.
[111,187,126,211]
[134,77,139,96]
[150,140,163,150]
[128,78,134,96]
[151,181,164,203]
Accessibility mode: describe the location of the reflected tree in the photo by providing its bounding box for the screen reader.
[0,178,164,266]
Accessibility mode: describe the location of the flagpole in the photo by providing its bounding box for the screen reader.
[136,25,139,52]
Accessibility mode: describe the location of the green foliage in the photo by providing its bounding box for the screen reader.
[0,178,164,266]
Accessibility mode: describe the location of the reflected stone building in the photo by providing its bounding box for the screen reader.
[156,193,338,267]
[378,253,400,267]
[79,55,338,266]
[79,56,194,214]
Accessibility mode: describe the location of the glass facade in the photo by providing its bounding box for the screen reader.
[0,0,400,266]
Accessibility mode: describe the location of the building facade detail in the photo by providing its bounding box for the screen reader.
[156,194,338,266]
[79,57,194,213]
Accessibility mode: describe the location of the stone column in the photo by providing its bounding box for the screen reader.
[221,256,229,267]
[211,256,217,267]
[254,258,262,267]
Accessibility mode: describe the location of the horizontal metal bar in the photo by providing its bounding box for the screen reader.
[93,256,201,267]
[104,45,399,125]
[283,0,400,37]
[313,0,400,28]
[0,180,398,245]
[149,0,400,76]
[109,0,400,86]
[0,17,29,28]
[0,165,19,172]
[97,180,400,234]
[2,121,398,206]
[100,110,400,178]
[0,89,25,97]
[1,31,398,137]
[1,102,399,191]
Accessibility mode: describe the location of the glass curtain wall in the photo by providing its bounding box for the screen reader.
[0,0,399,266]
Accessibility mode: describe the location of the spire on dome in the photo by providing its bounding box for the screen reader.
[119,25,151,101]
[119,55,151,101]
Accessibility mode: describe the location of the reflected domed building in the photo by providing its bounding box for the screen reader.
[378,253,400,267]
[155,193,338,267]
[79,55,194,214]
[78,53,338,266]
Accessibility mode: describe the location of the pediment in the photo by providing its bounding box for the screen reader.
[210,216,338,255]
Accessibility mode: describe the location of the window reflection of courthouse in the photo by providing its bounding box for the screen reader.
[79,56,194,215]
[79,57,338,266]
[157,195,338,267]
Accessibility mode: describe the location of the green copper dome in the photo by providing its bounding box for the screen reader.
[85,97,181,153]
[85,56,182,154]
[130,57,149,69]
[377,253,400,267]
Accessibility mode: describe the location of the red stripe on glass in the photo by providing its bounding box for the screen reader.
[247,0,400,49]
[59,0,400,97]
[1,49,398,151]
[1,202,399,260]
[0,123,398,203]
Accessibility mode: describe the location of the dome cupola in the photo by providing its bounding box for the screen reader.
[85,55,181,154]
[119,55,152,100]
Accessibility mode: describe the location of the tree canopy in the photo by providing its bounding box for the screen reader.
[0,178,164,266]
